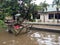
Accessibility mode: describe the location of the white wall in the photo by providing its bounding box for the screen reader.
[44,14,49,22]
[36,13,60,23]
[40,14,49,22]
[40,14,44,22]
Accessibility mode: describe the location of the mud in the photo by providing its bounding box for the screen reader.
[0,29,60,45]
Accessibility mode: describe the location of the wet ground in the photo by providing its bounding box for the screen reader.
[0,28,60,45]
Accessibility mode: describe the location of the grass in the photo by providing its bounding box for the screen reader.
[0,20,7,32]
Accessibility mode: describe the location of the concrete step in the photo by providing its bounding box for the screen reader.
[30,25,60,31]
[23,22,60,26]
[24,22,60,31]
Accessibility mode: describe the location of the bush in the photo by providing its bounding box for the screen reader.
[0,12,5,20]
[29,19,36,22]
[0,20,7,28]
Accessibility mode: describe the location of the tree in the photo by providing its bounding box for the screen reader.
[40,1,49,12]
[40,1,49,22]
[52,0,60,23]
[53,0,60,11]
[0,0,20,20]
[0,0,42,21]
[19,0,38,21]
[0,0,4,4]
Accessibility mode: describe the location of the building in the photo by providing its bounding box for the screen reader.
[35,5,60,23]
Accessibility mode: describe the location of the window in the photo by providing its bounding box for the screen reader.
[36,14,40,19]
[49,13,60,19]
[49,14,54,19]
[55,13,60,19]
[33,14,40,19]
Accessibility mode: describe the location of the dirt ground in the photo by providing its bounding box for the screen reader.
[0,28,60,45]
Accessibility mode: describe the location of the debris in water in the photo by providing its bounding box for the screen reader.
[2,41,6,44]
[31,32,41,38]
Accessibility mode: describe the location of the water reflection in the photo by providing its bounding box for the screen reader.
[30,32,60,45]
[2,40,19,45]
[0,30,60,45]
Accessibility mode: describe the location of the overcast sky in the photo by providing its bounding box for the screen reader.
[32,0,53,5]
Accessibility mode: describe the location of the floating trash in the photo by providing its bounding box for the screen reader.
[47,35,51,38]
[37,39,45,45]
[52,42,59,45]
[2,41,6,44]
[58,36,60,42]
[30,38,34,40]
[45,43,53,45]
[28,30,32,34]
[51,35,56,37]
[43,37,52,41]
[11,40,15,42]
[31,32,41,38]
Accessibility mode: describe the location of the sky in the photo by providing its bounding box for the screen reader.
[32,0,53,5]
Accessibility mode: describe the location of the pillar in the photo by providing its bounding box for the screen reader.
[53,13,55,23]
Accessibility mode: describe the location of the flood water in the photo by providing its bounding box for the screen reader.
[0,29,60,45]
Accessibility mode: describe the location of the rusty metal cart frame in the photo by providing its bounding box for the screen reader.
[5,16,30,36]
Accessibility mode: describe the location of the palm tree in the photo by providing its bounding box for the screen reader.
[52,0,60,23]
[40,1,49,22]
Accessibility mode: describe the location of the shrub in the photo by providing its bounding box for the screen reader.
[0,20,7,28]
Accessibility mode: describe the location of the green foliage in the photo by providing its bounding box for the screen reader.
[0,0,43,21]
[0,20,7,28]
[0,12,5,20]
[52,0,60,11]
[53,0,60,5]
[22,0,32,4]
[40,1,49,12]
[29,19,36,22]
[0,0,20,16]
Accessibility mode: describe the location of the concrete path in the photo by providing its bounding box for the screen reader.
[32,25,60,31]
[23,22,60,31]
[24,22,60,26]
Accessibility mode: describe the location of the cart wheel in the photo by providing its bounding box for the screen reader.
[26,27,30,33]
[8,30,13,34]
[14,29,22,36]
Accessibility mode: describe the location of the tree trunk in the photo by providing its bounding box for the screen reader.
[57,8,59,23]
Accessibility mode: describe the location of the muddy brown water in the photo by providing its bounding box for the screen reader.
[0,28,60,45]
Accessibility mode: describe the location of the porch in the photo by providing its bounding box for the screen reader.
[35,11,60,23]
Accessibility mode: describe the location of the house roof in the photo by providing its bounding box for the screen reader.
[38,4,60,14]
[44,4,60,12]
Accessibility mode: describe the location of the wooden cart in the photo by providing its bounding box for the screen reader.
[5,16,30,36]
